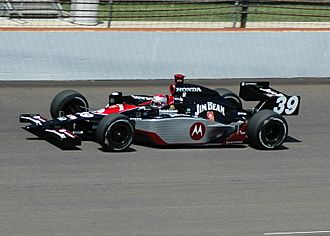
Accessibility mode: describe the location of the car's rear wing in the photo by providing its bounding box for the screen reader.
[239,82,300,115]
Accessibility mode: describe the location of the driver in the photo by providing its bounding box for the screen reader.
[150,94,168,108]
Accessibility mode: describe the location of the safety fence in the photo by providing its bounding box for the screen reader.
[1,0,330,29]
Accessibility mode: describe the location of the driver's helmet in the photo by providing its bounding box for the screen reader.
[150,94,167,108]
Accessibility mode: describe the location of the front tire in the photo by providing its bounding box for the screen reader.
[247,110,288,150]
[96,114,134,152]
[50,90,89,118]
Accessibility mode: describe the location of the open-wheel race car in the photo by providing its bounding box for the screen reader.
[20,74,300,151]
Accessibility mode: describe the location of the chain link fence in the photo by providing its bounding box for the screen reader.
[1,0,330,28]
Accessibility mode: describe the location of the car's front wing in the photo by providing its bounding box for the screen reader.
[20,114,81,146]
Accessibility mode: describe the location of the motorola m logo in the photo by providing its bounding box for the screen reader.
[189,122,206,141]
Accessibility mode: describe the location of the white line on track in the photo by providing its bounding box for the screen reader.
[264,231,330,235]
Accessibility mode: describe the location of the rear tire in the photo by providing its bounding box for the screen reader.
[215,88,242,109]
[50,90,88,118]
[96,114,134,152]
[247,110,288,150]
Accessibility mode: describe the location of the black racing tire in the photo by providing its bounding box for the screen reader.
[96,114,134,152]
[215,88,242,110]
[50,90,89,118]
[247,109,288,150]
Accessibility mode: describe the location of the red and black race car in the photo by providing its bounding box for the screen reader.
[20,74,300,151]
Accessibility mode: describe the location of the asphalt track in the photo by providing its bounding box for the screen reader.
[0,78,330,236]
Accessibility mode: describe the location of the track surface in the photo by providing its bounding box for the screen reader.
[1,78,330,236]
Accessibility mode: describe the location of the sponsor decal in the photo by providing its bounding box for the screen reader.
[22,116,42,125]
[117,104,124,111]
[195,102,225,116]
[176,87,202,93]
[241,82,256,86]
[45,129,66,139]
[58,129,76,138]
[96,108,106,114]
[67,115,78,120]
[34,115,46,122]
[131,95,152,100]
[57,117,67,121]
[260,88,283,97]
[79,112,94,118]
[189,122,206,141]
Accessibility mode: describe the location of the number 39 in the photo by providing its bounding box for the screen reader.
[273,96,299,115]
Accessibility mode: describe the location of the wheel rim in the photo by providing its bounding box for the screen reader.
[260,118,286,148]
[105,121,132,150]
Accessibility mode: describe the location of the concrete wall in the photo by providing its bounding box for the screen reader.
[0,31,329,80]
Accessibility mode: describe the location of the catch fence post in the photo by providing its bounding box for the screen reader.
[107,0,113,28]
[240,0,249,28]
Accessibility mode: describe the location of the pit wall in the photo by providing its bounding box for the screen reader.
[0,31,329,80]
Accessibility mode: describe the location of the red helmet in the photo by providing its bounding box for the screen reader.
[151,94,167,108]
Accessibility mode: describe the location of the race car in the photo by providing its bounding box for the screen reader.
[19,74,300,151]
